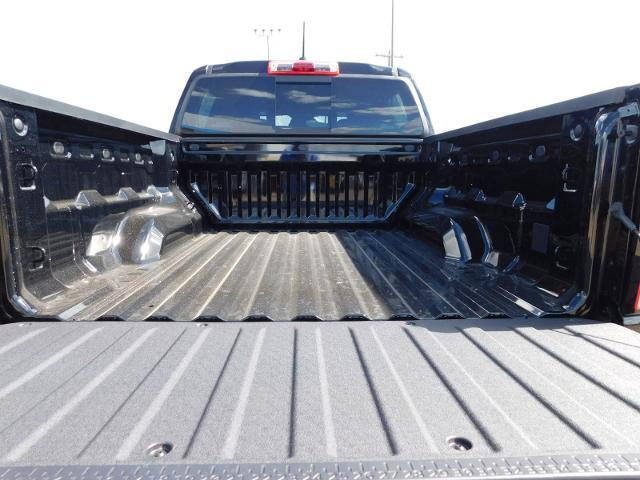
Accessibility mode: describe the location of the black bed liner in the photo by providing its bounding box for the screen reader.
[38,229,567,322]
[1,319,640,469]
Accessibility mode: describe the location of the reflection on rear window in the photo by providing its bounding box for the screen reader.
[275,83,330,129]
[180,76,423,135]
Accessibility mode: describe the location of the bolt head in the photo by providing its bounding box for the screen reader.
[570,123,585,142]
[52,142,65,155]
[12,117,27,136]
[146,442,173,458]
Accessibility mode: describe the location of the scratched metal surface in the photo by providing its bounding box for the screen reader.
[1,319,640,467]
[49,230,565,322]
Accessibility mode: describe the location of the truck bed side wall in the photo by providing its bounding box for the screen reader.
[0,97,200,319]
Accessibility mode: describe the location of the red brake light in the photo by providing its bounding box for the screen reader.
[268,60,339,76]
[292,61,315,72]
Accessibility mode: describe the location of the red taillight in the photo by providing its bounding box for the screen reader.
[634,284,640,312]
[268,60,339,76]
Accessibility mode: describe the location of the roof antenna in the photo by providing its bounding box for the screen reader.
[300,21,306,60]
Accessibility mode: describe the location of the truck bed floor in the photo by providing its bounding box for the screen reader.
[1,319,640,467]
[49,230,558,321]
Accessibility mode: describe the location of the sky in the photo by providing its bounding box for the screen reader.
[2,0,640,134]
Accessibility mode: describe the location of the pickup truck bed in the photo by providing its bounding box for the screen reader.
[43,229,550,322]
[1,319,639,468]
[4,69,640,479]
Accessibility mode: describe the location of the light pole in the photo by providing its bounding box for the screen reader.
[253,28,281,59]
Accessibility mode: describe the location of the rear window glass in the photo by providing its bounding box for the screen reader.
[179,76,423,135]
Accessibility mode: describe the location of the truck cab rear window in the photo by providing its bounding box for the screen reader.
[179,76,424,135]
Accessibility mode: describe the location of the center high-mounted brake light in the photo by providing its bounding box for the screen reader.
[267,60,339,76]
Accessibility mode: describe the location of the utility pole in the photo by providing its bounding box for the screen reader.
[391,0,394,66]
[375,0,403,67]
[375,50,404,67]
[253,28,281,59]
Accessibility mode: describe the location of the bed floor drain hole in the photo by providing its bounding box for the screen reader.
[447,436,472,451]
[146,442,173,457]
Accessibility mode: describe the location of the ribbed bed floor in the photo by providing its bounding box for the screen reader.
[50,230,561,322]
[1,319,640,467]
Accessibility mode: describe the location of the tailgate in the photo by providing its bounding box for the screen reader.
[0,319,639,477]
